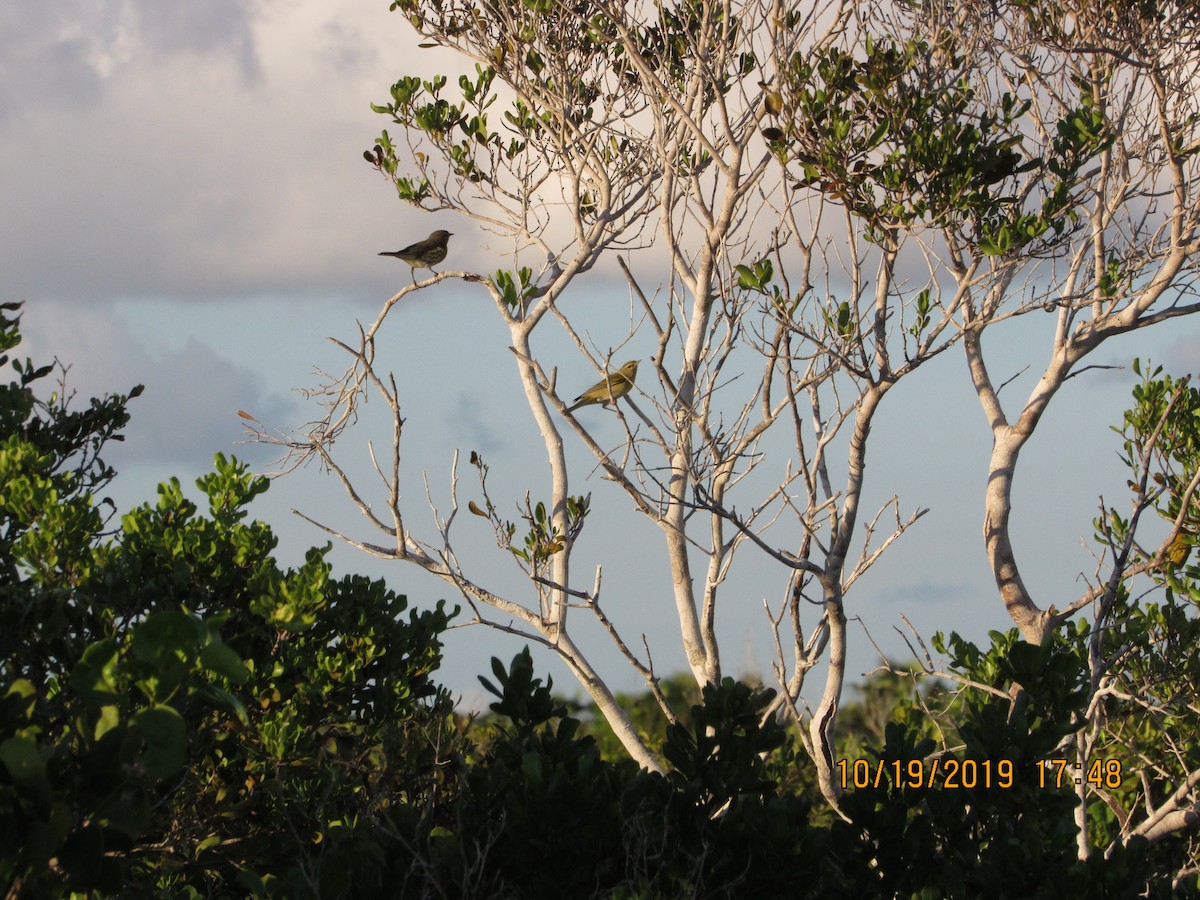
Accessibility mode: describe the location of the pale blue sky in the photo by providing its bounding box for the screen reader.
[4,1,1198,709]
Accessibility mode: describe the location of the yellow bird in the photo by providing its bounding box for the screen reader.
[565,360,639,413]
[1167,531,1192,567]
[759,80,783,117]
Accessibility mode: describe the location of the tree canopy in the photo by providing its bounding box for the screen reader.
[252,0,1200,838]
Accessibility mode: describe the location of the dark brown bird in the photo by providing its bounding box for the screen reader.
[379,230,452,279]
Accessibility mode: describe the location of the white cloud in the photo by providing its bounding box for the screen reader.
[0,1,440,304]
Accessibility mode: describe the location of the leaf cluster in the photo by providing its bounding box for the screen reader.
[778,38,1107,255]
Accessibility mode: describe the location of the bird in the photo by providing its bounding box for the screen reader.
[1167,530,1192,567]
[379,229,452,278]
[759,80,783,117]
[565,360,639,413]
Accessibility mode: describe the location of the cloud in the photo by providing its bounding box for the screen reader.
[871,580,967,607]
[0,1,438,305]
[126,1,260,78]
[17,298,295,468]
[1080,330,1200,390]
[119,338,293,467]
[0,9,105,119]
[447,390,507,455]
[0,2,259,122]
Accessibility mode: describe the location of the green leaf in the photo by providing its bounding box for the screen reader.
[199,641,250,683]
[0,735,50,801]
[132,611,203,666]
[131,705,187,779]
[94,704,121,740]
[72,638,122,704]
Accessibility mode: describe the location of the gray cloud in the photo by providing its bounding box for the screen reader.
[0,2,259,122]
[448,390,507,455]
[0,11,103,119]
[116,338,293,466]
[872,579,967,608]
[18,298,296,468]
[131,1,260,79]
[0,2,432,306]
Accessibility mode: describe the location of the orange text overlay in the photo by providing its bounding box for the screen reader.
[836,757,1125,791]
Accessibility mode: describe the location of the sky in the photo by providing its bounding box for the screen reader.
[4,1,1199,712]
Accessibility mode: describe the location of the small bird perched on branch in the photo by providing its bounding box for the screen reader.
[1166,530,1192,567]
[379,229,452,278]
[759,80,783,117]
[566,360,639,413]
